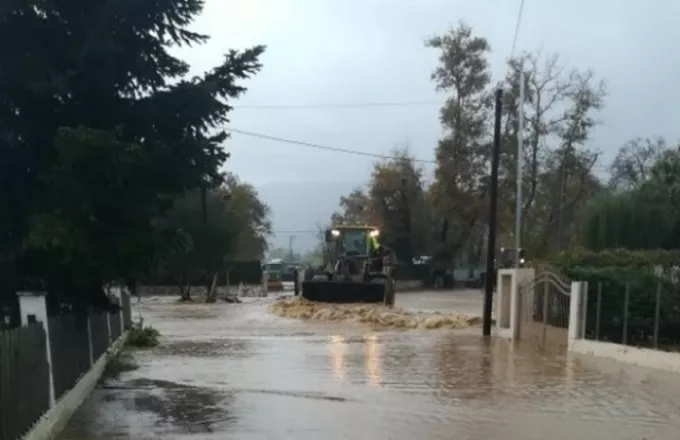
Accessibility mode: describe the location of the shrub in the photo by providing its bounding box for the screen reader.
[126,320,160,348]
[103,351,138,379]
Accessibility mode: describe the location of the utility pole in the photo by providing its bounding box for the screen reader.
[288,235,296,261]
[515,69,525,267]
[557,147,568,251]
[483,88,503,336]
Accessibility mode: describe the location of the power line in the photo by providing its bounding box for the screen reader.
[227,127,611,170]
[226,128,437,164]
[233,101,443,109]
[509,0,526,58]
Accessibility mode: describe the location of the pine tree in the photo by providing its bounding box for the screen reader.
[0,0,265,310]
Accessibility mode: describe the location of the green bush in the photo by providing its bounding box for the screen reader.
[127,321,160,348]
[103,351,139,379]
[546,248,680,269]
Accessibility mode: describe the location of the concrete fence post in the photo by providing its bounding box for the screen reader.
[568,281,587,350]
[580,281,589,342]
[509,272,523,340]
[17,291,56,407]
[86,315,94,366]
[106,310,112,344]
[110,286,124,336]
[262,271,268,296]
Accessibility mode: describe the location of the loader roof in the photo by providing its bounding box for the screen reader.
[331,224,377,230]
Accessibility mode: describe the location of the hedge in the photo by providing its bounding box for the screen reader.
[544,248,680,269]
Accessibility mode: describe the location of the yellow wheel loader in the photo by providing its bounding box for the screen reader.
[301,225,395,305]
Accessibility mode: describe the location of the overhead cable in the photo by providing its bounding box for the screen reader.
[233,101,442,109]
[509,0,526,58]
[226,127,437,164]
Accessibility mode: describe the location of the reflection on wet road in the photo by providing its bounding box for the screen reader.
[59,294,680,440]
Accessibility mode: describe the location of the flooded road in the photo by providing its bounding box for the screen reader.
[59,292,680,440]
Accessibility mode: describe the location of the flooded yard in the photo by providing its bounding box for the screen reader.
[59,292,680,440]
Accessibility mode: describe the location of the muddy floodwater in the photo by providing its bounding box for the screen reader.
[59,292,680,440]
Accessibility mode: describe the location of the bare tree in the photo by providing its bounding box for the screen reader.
[499,51,607,254]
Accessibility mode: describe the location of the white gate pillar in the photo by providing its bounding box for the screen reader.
[17,291,56,407]
[495,268,534,340]
[568,281,588,349]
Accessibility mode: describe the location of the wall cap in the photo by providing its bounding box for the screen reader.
[17,291,48,297]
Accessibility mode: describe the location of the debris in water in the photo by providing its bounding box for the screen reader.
[269,297,482,330]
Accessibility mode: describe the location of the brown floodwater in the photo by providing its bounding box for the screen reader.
[59,292,680,440]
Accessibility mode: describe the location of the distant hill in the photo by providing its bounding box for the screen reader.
[256,180,364,252]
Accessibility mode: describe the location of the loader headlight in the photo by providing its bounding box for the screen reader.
[520,258,525,264]
[369,229,380,237]
[331,229,340,237]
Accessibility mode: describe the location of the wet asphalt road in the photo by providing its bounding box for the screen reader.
[59,291,680,440]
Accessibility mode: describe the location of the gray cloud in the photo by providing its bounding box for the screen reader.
[176,0,680,251]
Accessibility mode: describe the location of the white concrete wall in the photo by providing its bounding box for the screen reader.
[567,281,680,375]
[570,339,680,375]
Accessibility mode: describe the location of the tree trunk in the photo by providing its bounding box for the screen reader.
[205,272,219,303]
[179,273,193,302]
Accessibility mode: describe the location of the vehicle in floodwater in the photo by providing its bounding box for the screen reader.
[263,258,286,291]
[497,247,526,268]
[301,224,395,303]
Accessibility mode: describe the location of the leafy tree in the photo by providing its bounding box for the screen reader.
[331,189,373,225]
[609,137,667,191]
[368,149,431,262]
[0,0,265,313]
[152,176,272,301]
[224,174,272,262]
[581,147,680,250]
[425,22,493,264]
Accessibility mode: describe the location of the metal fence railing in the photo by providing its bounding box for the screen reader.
[48,315,91,400]
[89,313,110,361]
[0,323,51,440]
[584,280,680,351]
[1,293,133,440]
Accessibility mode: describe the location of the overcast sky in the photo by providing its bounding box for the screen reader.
[175,0,680,252]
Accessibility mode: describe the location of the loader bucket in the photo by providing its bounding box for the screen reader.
[301,280,386,303]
